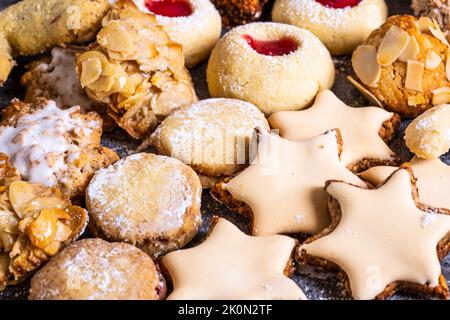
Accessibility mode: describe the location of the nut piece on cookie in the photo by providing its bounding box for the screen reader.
[351,15,450,118]
[76,0,197,139]
[86,153,202,259]
[148,98,270,188]
[29,239,166,300]
[210,0,270,26]
[404,104,450,159]
[0,98,119,199]
[0,154,88,291]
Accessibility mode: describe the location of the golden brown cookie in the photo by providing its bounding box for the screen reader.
[351,15,450,118]
[148,98,269,188]
[210,0,270,26]
[0,98,119,199]
[161,218,306,299]
[76,0,197,138]
[86,153,202,259]
[0,153,88,291]
[29,238,166,300]
[298,166,450,300]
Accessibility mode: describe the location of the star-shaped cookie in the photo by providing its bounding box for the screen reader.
[268,90,400,172]
[299,167,450,300]
[161,218,306,300]
[211,130,366,235]
[359,157,450,210]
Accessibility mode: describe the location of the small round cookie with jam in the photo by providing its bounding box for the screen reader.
[86,153,202,259]
[29,239,166,300]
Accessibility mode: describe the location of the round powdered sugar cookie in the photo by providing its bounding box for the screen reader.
[207,22,335,115]
[29,239,166,300]
[149,98,269,188]
[86,153,202,258]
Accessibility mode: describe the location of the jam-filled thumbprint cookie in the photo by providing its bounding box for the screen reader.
[272,0,388,55]
[207,22,335,115]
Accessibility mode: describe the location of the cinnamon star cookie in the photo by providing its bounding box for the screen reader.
[359,157,450,210]
[161,218,306,300]
[211,130,366,235]
[298,167,450,300]
[268,90,400,172]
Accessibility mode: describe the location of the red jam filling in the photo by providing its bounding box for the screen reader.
[144,0,193,17]
[315,0,361,9]
[242,35,298,56]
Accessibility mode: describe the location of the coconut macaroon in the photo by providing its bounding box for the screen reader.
[29,239,166,300]
[86,153,202,259]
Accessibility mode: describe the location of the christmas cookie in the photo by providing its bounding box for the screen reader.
[133,0,222,67]
[412,0,450,32]
[76,0,197,138]
[0,98,119,199]
[161,218,306,299]
[268,90,400,172]
[207,22,335,115]
[148,98,269,188]
[360,157,450,211]
[272,0,388,55]
[404,104,450,159]
[29,239,166,300]
[298,167,450,300]
[86,153,202,259]
[351,15,450,118]
[211,130,366,236]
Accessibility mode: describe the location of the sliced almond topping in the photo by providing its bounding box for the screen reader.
[423,38,433,49]
[429,26,450,46]
[377,26,410,66]
[418,17,435,33]
[352,45,381,87]
[407,95,426,106]
[80,58,102,87]
[446,51,450,81]
[347,76,383,108]
[432,87,450,105]
[405,60,424,92]
[398,36,420,62]
[425,51,442,69]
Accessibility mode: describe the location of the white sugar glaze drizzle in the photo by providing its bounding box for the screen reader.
[0,101,98,186]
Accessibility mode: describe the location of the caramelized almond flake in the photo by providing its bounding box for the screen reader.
[398,36,420,62]
[377,26,410,66]
[432,87,450,105]
[418,17,435,33]
[429,26,450,46]
[347,76,383,108]
[352,45,381,87]
[407,95,426,106]
[425,51,442,70]
[405,60,424,92]
[80,58,102,87]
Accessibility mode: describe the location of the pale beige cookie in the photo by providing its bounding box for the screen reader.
[404,104,450,159]
[162,218,306,300]
[211,130,366,236]
[268,90,400,172]
[272,0,388,55]
[86,153,202,259]
[207,22,335,115]
[299,167,450,300]
[149,98,269,188]
[133,0,222,67]
[0,98,119,199]
[359,157,450,210]
[29,239,166,300]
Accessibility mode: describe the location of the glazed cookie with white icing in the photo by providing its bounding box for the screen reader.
[162,218,306,300]
[0,98,119,199]
[29,239,166,300]
[272,0,388,55]
[207,22,335,115]
[86,153,202,259]
[148,98,269,188]
[133,0,222,67]
[298,166,450,300]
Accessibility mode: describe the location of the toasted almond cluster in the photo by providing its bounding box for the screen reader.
[76,0,197,138]
[0,155,88,290]
[351,16,450,116]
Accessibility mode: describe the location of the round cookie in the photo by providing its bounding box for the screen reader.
[149,98,270,188]
[272,0,388,55]
[207,22,335,115]
[351,15,450,118]
[86,153,202,258]
[133,0,222,67]
[29,239,166,300]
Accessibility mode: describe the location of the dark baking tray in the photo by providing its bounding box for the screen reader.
[0,0,448,300]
